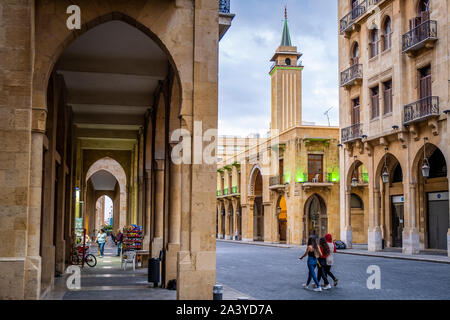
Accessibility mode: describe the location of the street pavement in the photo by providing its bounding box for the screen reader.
[216,241,450,300]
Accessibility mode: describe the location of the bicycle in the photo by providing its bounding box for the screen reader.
[71,245,97,267]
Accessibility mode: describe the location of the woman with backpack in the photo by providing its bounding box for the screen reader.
[317,237,332,290]
[299,236,322,292]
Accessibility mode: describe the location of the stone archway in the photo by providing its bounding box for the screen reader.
[86,158,128,231]
[412,143,448,250]
[249,166,264,241]
[276,195,287,242]
[304,194,328,242]
[375,153,404,248]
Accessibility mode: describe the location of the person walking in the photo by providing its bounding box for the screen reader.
[115,229,123,257]
[324,233,339,286]
[95,229,108,258]
[299,236,322,292]
[317,237,332,290]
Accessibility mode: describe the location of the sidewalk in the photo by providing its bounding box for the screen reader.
[217,239,450,264]
[44,237,248,300]
[337,244,450,264]
[217,238,301,249]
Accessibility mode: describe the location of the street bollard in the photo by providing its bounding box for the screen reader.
[213,284,223,300]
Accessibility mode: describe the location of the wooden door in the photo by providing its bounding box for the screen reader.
[352,98,360,125]
[308,155,323,182]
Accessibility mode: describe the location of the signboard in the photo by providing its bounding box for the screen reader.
[75,218,83,229]
[392,195,404,204]
[428,192,449,202]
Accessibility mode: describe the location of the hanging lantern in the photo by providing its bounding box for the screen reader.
[422,138,430,179]
[422,160,430,178]
[382,148,389,184]
[276,206,281,215]
[351,156,358,187]
[381,170,389,184]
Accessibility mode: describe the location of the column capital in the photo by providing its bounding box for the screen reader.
[31,109,47,133]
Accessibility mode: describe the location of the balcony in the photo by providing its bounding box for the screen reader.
[269,175,286,191]
[404,96,439,125]
[219,0,235,40]
[402,20,438,55]
[341,123,363,143]
[340,64,363,88]
[340,0,384,36]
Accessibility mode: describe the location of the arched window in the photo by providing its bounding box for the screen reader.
[382,17,392,51]
[285,58,291,66]
[369,28,379,58]
[351,42,359,65]
[350,194,364,209]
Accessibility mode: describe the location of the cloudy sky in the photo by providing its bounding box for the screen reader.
[218,0,339,137]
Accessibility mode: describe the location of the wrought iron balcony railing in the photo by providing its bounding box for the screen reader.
[402,20,438,53]
[404,96,439,125]
[340,64,363,87]
[219,0,230,14]
[341,123,363,143]
[339,0,383,34]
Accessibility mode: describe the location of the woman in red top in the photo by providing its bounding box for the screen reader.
[317,237,332,290]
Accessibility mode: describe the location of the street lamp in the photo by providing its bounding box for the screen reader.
[382,148,389,184]
[422,138,430,179]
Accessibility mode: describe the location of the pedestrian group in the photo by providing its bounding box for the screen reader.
[299,233,339,292]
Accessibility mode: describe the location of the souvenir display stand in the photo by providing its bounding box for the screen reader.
[121,225,144,268]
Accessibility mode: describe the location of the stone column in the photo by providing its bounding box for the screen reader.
[241,201,254,241]
[165,154,181,285]
[152,160,164,257]
[24,110,47,299]
[217,203,223,239]
[341,189,353,248]
[143,169,152,251]
[403,183,420,254]
[368,188,382,251]
[224,201,231,239]
[232,201,238,240]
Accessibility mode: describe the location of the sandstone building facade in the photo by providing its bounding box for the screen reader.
[216,15,341,245]
[0,0,233,299]
[338,0,449,256]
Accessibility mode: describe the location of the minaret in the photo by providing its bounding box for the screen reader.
[270,7,303,133]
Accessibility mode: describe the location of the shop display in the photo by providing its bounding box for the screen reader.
[122,225,143,251]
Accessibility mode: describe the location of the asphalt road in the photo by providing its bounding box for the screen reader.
[216,241,450,300]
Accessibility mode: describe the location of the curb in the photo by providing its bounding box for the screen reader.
[337,250,450,264]
[217,239,298,249]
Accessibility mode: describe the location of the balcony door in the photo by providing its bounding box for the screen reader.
[419,66,431,98]
[308,155,323,182]
[419,66,432,117]
[352,97,360,125]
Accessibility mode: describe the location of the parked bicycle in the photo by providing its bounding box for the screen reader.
[71,245,97,267]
